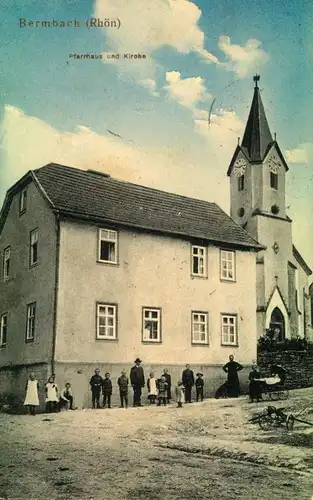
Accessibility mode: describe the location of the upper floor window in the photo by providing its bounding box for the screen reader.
[192,311,208,345]
[19,189,27,214]
[270,172,278,190]
[220,250,236,281]
[238,176,245,191]
[26,303,36,342]
[98,229,118,264]
[0,313,8,347]
[142,307,161,342]
[96,303,117,340]
[30,229,39,267]
[191,245,207,277]
[221,314,238,346]
[3,246,11,281]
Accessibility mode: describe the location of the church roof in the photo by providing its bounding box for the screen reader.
[0,162,261,251]
[241,75,274,162]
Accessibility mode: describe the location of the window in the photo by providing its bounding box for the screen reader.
[0,314,8,347]
[26,303,36,342]
[3,247,11,281]
[19,189,27,214]
[220,250,236,281]
[192,312,208,344]
[142,308,161,342]
[270,172,278,190]
[221,314,238,345]
[98,229,118,264]
[191,245,207,277]
[30,229,38,267]
[96,303,117,339]
[238,175,245,191]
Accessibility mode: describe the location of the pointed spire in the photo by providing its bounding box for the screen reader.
[241,75,273,161]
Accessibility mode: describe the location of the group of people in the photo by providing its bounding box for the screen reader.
[24,373,74,415]
[24,354,270,414]
[89,359,205,409]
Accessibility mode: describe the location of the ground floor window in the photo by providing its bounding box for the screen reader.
[191,312,208,344]
[142,308,161,342]
[96,303,117,339]
[221,314,238,345]
[0,313,7,347]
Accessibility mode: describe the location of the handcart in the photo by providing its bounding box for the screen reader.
[248,403,313,432]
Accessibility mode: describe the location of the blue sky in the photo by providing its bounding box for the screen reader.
[0,0,312,264]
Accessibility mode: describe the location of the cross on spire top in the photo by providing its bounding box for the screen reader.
[253,74,260,88]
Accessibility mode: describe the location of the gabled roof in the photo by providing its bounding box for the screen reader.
[241,80,273,162]
[292,245,312,276]
[11,162,264,251]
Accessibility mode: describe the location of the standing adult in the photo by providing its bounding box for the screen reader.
[222,355,243,397]
[89,368,103,409]
[182,364,195,403]
[130,358,145,407]
[162,368,172,403]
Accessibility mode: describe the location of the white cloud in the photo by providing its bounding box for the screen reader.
[285,143,313,164]
[194,108,244,147]
[164,71,211,109]
[218,35,269,78]
[138,78,159,96]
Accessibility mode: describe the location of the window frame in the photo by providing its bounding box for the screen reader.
[270,172,278,190]
[3,246,11,281]
[142,307,162,343]
[191,244,207,278]
[96,302,118,340]
[98,228,118,265]
[238,175,245,191]
[220,249,236,282]
[191,311,209,345]
[29,228,39,268]
[221,313,238,346]
[0,313,8,347]
[19,189,27,215]
[25,302,36,343]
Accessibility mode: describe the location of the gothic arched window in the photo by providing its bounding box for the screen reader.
[269,307,285,342]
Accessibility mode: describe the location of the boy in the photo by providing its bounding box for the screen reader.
[102,372,113,408]
[117,369,129,408]
[157,375,168,406]
[175,381,185,408]
[59,382,74,410]
[195,372,204,402]
[90,368,103,409]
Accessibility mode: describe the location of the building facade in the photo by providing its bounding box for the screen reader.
[228,76,312,342]
[0,163,261,408]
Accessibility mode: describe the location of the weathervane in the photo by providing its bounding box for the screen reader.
[253,74,260,88]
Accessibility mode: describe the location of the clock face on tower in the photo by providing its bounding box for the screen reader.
[233,158,247,177]
[268,154,281,173]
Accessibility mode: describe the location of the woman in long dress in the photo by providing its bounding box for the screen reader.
[24,372,39,415]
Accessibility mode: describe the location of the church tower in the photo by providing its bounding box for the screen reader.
[227,75,296,340]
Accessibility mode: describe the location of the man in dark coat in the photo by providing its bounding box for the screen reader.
[89,368,103,408]
[182,364,194,403]
[130,358,145,407]
[222,355,243,397]
[162,368,172,403]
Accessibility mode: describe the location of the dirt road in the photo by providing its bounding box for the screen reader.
[1,389,313,499]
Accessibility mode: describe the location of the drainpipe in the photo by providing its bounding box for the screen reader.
[51,212,60,375]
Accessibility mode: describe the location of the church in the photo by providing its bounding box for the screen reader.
[227,75,312,342]
[0,76,311,408]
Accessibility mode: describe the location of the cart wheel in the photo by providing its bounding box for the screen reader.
[286,414,295,431]
[259,415,274,430]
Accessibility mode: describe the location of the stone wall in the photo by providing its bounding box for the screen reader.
[257,349,313,389]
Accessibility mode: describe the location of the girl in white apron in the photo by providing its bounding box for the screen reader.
[24,372,39,415]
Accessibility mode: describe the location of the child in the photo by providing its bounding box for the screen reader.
[24,372,39,415]
[59,382,74,410]
[117,369,129,408]
[157,375,168,406]
[102,373,113,408]
[175,381,185,408]
[90,368,103,409]
[45,376,59,412]
[147,372,158,404]
[195,372,204,402]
